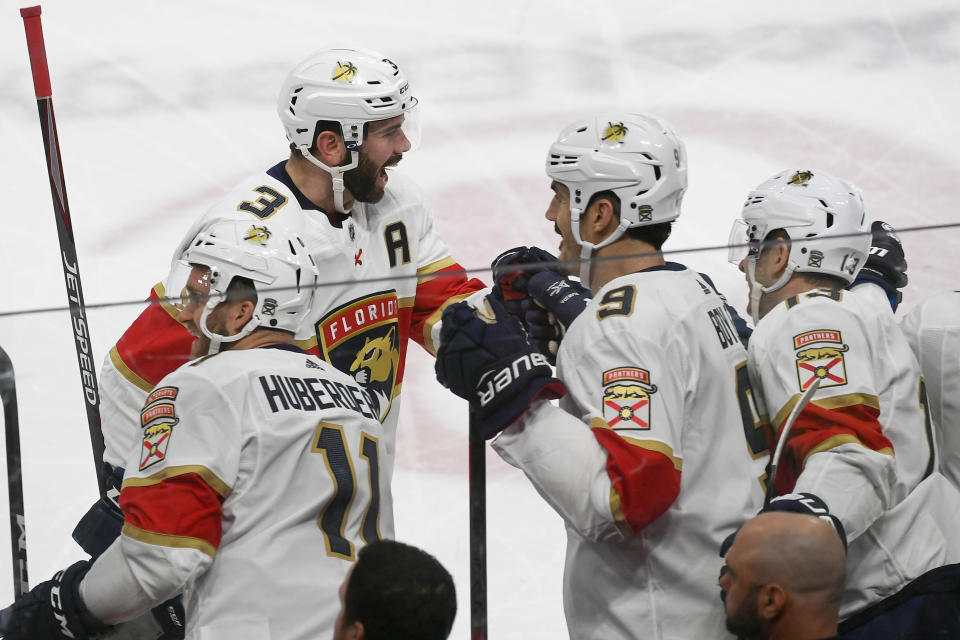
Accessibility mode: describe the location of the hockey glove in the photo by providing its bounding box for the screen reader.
[765,492,847,551]
[92,597,185,640]
[523,270,591,362]
[73,464,125,559]
[435,299,565,439]
[0,560,105,640]
[853,220,908,311]
[490,246,559,316]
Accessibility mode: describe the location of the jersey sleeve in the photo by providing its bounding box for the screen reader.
[81,366,239,623]
[492,328,685,541]
[100,279,195,467]
[751,298,896,536]
[406,197,486,355]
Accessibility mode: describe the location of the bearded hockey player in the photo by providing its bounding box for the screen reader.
[729,168,960,637]
[436,113,768,639]
[79,48,484,564]
[0,219,393,640]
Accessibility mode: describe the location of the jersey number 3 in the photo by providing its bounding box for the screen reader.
[311,422,381,560]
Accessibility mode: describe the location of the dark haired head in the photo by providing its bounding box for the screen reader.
[339,540,456,640]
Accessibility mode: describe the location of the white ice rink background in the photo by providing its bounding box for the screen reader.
[1,1,959,637]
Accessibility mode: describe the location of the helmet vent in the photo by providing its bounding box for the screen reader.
[636,189,649,197]
[576,126,588,133]
[295,268,302,292]
[365,97,397,109]
[825,212,835,228]
[548,153,578,166]
[367,80,382,85]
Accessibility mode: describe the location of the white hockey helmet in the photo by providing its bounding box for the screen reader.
[545,113,687,283]
[278,48,420,213]
[729,169,871,322]
[181,219,319,354]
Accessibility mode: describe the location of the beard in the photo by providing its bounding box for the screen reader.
[724,589,765,640]
[343,152,401,204]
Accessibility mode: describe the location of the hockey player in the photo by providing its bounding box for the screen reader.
[729,168,960,637]
[0,219,392,640]
[436,113,768,639]
[900,292,960,489]
[77,47,484,565]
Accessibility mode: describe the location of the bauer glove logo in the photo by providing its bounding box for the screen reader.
[476,352,551,408]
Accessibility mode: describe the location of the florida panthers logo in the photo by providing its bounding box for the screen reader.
[794,330,849,391]
[602,122,628,143]
[315,292,401,421]
[602,367,658,430]
[332,60,358,83]
[244,225,272,243]
[788,170,814,186]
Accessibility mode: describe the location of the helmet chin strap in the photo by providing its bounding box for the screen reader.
[199,300,258,356]
[570,205,629,289]
[299,147,360,215]
[746,259,794,325]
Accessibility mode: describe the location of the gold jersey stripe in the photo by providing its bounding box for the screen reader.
[589,418,683,471]
[110,346,154,393]
[421,292,477,355]
[123,464,232,499]
[152,282,182,321]
[398,296,414,309]
[773,392,881,433]
[609,487,634,537]
[416,257,457,284]
[122,522,217,559]
[802,434,894,468]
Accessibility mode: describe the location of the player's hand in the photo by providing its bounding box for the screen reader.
[854,220,908,311]
[435,298,565,439]
[523,270,591,362]
[91,597,185,639]
[490,246,558,318]
[0,561,104,640]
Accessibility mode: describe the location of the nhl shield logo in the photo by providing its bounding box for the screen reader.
[315,291,400,422]
[794,330,849,391]
[602,367,658,430]
[139,386,179,471]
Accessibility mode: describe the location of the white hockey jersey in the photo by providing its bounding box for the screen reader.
[493,263,768,640]
[81,344,388,640]
[748,285,960,618]
[99,161,484,474]
[900,291,960,490]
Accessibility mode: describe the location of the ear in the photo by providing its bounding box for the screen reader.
[314,130,347,166]
[589,197,619,238]
[344,620,365,640]
[765,237,792,279]
[756,583,787,622]
[226,300,256,334]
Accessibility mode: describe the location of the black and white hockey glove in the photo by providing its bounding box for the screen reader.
[435,299,565,439]
[765,492,848,550]
[522,270,591,363]
[0,560,105,640]
[853,220,908,311]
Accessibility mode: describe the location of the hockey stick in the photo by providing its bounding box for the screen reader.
[21,6,107,499]
[468,419,488,640]
[0,347,27,598]
[764,377,822,506]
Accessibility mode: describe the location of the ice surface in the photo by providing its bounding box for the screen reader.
[1,1,958,637]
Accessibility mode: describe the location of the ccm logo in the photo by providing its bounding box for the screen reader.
[476,353,549,407]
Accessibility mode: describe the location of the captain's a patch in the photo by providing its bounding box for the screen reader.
[139,386,180,471]
[793,330,849,391]
[602,367,658,430]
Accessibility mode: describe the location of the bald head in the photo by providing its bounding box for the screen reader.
[735,511,846,603]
